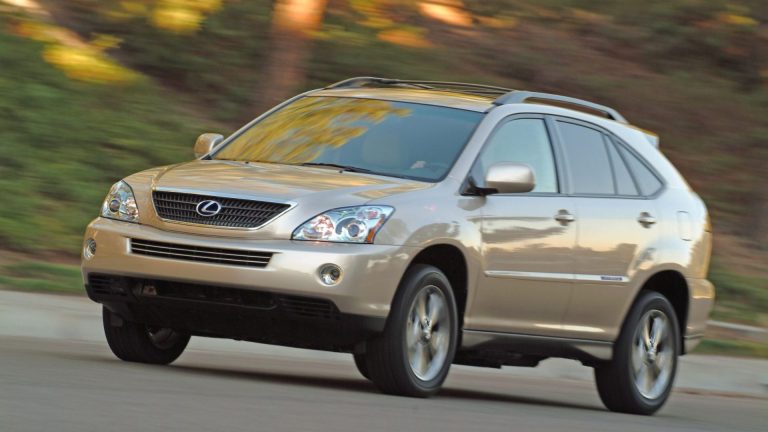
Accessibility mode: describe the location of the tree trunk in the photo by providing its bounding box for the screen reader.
[255,0,328,115]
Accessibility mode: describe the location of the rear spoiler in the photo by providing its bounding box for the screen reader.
[644,132,659,148]
[627,125,659,148]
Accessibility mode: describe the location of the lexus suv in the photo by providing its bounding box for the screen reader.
[81,77,714,415]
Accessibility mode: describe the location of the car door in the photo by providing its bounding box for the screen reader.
[551,118,663,341]
[469,116,577,336]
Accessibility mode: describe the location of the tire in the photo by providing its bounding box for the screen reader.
[594,291,680,415]
[102,306,190,365]
[365,264,458,398]
[353,353,371,380]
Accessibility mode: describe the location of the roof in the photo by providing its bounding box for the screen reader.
[314,77,629,123]
[310,87,496,112]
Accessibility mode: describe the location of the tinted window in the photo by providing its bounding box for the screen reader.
[557,121,614,195]
[606,137,639,196]
[478,118,557,193]
[616,144,663,196]
[213,96,482,182]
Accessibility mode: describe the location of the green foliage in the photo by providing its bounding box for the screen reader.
[0,261,84,294]
[56,0,274,122]
[466,0,765,88]
[709,262,768,325]
[0,25,211,254]
[696,338,768,358]
[0,0,766,326]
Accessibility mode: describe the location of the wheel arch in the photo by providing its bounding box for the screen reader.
[630,269,690,354]
[404,243,469,330]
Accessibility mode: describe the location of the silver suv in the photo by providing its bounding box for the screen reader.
[81,77,714,415]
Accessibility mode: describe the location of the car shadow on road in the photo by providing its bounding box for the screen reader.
[172,363,379,393]
[438,387,602,412]
[169,363,602,412]
[45,344,602,413]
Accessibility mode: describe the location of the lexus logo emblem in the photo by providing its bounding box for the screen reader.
[195,200,222,217]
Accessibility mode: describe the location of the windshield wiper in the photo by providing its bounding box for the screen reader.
[300,162,378,175]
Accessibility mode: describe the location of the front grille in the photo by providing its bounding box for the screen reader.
[153,191,291,228]
[279,296,340,320]
[131,239,273,268]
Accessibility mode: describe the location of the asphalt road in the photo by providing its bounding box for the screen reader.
[1,334,765,432]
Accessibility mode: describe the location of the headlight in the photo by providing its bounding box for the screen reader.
[100,180,139,223]
[292,206,394,243]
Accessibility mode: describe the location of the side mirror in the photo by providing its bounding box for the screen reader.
[194,133,224,158]
[484,162,536,194]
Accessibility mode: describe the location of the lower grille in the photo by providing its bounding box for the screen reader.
[87,274,342,321]
[131,239,272,268]
[88,274,128,296]
[279,296,341,320]
[148,280,276,309]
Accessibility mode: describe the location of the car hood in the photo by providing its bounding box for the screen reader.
[151,160,431,203]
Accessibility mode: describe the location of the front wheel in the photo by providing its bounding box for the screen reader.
[102,307,190,365]
[364,264,458,398]
[594,291,680,415]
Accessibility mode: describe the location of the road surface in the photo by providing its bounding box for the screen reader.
[0,291,766,431]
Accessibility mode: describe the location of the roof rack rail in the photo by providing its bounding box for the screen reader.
[495,91,628,123]
[326,77,514,97]
[325,78,628,123]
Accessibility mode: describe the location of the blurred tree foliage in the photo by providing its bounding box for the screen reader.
[46,0,274,121]
[255,0,328,113]
[0,0,766,324]
[0,0,766,257]
[0,17,212,252]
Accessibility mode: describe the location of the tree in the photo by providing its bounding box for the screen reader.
[254,0,329,115]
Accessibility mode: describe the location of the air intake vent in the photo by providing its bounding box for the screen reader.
[153,191,291,229]
[131,239,273,268]
[88,274,128,296]
[279,296,341,320]
[149,280,276,309]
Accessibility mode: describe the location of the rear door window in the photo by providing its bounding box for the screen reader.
[556,121,614,195]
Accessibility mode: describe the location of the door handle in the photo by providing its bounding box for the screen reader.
[554,211,575,224]
[638,212,657,227]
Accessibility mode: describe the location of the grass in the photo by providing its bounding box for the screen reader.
[695,338,768,359]
[0,17,214,256]
[0,261,85,295]
[709,263,768,327]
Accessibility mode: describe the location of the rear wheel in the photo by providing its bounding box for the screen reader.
[365,264,458,398]
[102,306,190,365]
[594,291,680,415]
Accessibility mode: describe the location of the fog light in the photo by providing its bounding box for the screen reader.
[319,264,342,286]
[108,199,120,213]
[83,238,97,260]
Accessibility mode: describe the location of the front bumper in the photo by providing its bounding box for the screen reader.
[81,218,417,345]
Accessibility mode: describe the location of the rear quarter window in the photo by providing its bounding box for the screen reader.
[605,137,639,196]
[615,144,663,196]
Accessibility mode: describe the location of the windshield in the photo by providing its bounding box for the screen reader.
[212,96,483,181]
